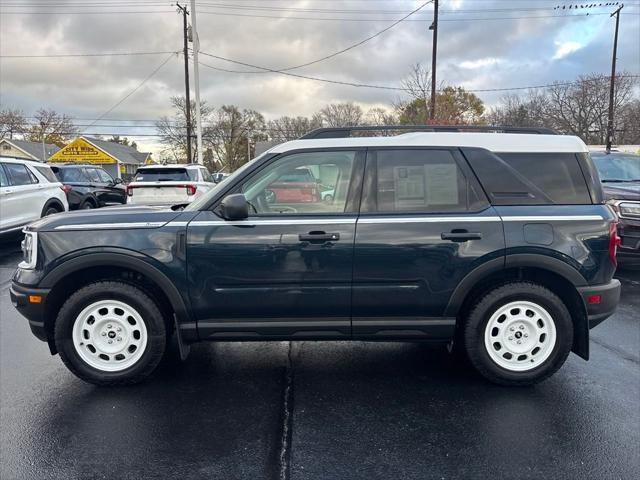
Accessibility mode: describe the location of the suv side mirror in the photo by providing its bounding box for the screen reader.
[114,178,123,185]
[220,194,249,221]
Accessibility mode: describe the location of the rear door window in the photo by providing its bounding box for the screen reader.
[368,149,486,213]
[134,168,189,182]
[465,150,591,205]
[4,163,38,186]
[34,165,59,183]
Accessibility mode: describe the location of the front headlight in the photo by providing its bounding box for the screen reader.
[618,202,640,218]
[19,231,38,269]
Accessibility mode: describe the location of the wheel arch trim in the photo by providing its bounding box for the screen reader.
[40,251,194,332]
[445,253,588,317]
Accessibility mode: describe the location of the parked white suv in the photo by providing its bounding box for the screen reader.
[126,164,216,205]
[0,157,69,235]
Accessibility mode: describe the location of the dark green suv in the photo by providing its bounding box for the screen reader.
[10,127,621,386]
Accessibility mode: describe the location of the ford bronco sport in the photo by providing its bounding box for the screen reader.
[10,126,621,386]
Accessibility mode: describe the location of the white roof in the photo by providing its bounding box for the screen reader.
[269,132,589,154]
[0,155,53,166]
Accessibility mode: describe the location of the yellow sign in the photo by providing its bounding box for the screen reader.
[49,137,116,164]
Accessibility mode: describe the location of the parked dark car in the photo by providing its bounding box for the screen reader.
[50,164,127,210]
[11,126,621,387]
[591,151,640,266]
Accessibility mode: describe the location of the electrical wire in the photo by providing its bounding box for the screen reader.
[80,52,176,133]
[0,51,178,58]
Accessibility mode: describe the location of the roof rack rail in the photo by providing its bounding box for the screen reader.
[299,125,557,139]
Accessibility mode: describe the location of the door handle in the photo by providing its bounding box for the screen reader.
[441,230,482,242]
[299,231,340,242]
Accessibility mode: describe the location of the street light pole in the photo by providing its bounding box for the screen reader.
[606,3,624,153]
[177,3,192,164]
[190,0,203,165]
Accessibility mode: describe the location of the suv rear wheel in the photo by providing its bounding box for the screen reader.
[463,282,573,386]
[54,281,166,386]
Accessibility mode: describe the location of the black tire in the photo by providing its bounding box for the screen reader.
[54,281,166,386]
[41,201,63,218]
[80,200,95,209]
[462,282,573,386]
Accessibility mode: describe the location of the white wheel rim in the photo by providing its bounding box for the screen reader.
[483,301,557,372]
[72,300,148,372]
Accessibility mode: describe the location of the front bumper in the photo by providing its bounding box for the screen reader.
[9,282,51,343]
[577,279,621,329]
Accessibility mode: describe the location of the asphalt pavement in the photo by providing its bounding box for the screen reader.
[1,239,638,480]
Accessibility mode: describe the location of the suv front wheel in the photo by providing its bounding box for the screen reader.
[54,281,166,386]
[463,282,573,386]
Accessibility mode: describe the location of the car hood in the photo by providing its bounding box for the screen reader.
[26,205,184,232]
[602,183,640,201]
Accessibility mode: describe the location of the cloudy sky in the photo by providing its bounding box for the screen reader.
[1,0,639,154]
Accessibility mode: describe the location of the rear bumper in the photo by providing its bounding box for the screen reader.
[9,282,50,343]
[577,279,621,329]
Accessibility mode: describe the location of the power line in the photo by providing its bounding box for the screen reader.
[197,52,640,93]
[211,0,433,75]
[0,50,178,58]
[80,52,176,133]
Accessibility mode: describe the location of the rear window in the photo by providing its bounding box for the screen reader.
[54,167,89,182]
[34,165,59,183]
[134,168,194,182]
[465,151,591,205]
[278,168,316,183]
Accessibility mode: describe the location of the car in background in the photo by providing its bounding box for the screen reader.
[212,172,230,183]
[0,157,68,236]
[264,166,319,204]
[591,151,640,266]
[127,164,215,206]
[49,164,126,210]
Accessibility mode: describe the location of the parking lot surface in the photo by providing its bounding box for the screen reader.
[1,239,638,480]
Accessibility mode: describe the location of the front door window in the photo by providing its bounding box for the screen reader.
[241,151,356,215]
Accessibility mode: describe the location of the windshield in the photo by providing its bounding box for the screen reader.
[134,167,195,182]
[184,153,269,211]
[592,153,640,182]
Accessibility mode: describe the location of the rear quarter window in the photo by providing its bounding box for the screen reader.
[56,167,89,182]
[464,150,591,205]
[34,165,59,183]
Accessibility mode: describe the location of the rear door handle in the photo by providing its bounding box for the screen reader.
[299,231,340,242]
[441,231,483,242]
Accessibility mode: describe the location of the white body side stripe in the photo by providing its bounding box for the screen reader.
[501,215,604,222]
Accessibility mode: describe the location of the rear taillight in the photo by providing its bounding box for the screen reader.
[61,185,72,193]
[186,184,197,196]
[126,185,134,196]
[608,222,621,267]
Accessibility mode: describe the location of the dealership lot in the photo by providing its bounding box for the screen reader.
[1,240,638,480]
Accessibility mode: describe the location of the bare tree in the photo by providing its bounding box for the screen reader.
[26,109,77,146]
[401,63,431,115]
[156,96,213,163]
[0,108,27,140]
[365,107,397,126]
[617,98,640,144]
[487,91,548,128]
[317,102,364,127]
[205,105,266,172]
[267,115,322,141]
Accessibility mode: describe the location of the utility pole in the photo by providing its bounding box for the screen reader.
[606,3,623,153]
[190,0,203,165]
[177,3,192,164]
[429,0,439,121]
